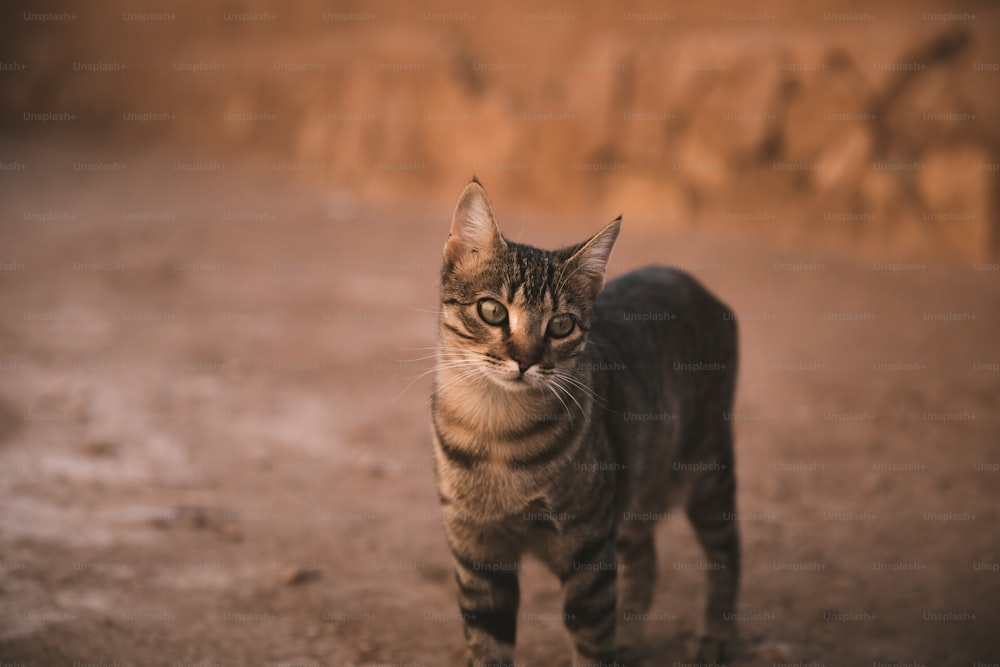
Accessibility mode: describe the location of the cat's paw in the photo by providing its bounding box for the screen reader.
[686,635,733,665]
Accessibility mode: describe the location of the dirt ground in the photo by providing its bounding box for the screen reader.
[0,144,998,666]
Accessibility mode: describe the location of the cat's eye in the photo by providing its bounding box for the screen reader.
[547,314,575,338]
[477,298,508,326]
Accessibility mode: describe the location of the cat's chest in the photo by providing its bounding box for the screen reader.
[433,385,580,522]
[439,462,553,525]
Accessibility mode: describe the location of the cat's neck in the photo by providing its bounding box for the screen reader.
[433,365,577,437]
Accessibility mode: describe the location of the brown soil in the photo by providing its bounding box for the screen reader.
[0,144,998,666]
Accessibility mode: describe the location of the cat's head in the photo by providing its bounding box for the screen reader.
[438,178,619,392]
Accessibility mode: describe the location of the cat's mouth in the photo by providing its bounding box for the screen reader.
[495,371,536,389]
[475,354,557,391]
[491,363,554,391]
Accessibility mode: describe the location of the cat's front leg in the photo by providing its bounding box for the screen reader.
[559,529,619,667]
[446,520,521,667]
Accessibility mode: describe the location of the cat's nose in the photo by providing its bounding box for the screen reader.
[508,340,542,375]
[509,354,534,375]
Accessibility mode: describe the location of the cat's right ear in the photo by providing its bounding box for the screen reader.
[564,216,621,298]
[444,179,506,265]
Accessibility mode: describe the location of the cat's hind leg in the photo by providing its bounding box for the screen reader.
[684,457,740,664]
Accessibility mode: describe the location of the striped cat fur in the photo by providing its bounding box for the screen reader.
[432,179,740,667]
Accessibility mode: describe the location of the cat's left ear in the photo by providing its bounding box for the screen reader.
[444,179,506,266]
[566,216,621,297]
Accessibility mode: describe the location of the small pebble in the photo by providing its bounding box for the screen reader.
[280,565,319,585]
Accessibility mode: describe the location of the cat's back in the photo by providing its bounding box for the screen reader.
[594,265,735,343]
[588,264,738,417]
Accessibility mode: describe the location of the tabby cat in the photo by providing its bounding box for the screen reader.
[431,178,740,667]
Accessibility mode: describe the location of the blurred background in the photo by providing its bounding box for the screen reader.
[4,0,1000,256]
[0,1,998,666]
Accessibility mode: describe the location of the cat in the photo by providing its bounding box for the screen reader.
[431,178,740,667]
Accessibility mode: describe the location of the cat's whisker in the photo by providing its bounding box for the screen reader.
[553,369,608,407]
[388,367,443,404]
[389,358,475,377]
[383,352,447,363]
[393,345,452,353]
[384,344,471,366]
[428,354,482,366]
[431,363,483,374]
[406,305,446,315]
[389,360,483,403]
[389,352,476,363]
[430,366,490,398]
[434,360,491,385]
[545,382,574,424]
[546,373,584,420]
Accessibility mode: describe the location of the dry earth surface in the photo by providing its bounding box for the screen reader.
[0,144,998,666]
